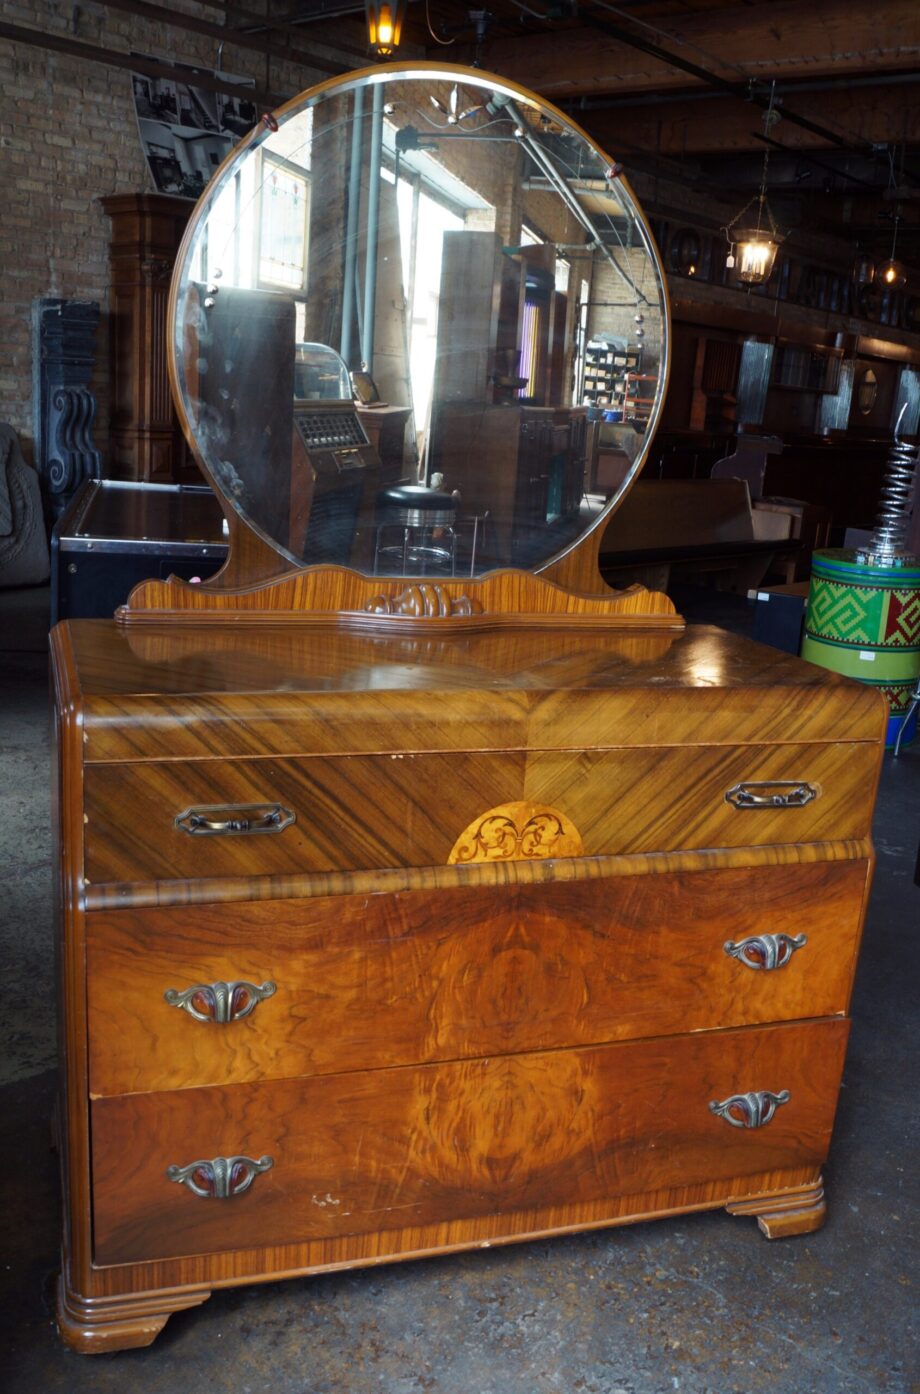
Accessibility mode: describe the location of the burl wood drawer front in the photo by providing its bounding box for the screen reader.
[82,741,877,883]
[86,860,869,1096]
[91,1018,848,1265]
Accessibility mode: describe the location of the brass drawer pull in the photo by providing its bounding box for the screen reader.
[724,933,807,971]
[725,781,817,810]
[175,803,295,836]
[164,979,276,1024]
[709,1089,790,1129]
[167,1154,273,1199]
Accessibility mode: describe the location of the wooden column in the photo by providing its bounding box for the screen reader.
[100,194,195,483]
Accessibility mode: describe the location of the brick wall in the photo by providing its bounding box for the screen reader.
[0,1,339,463]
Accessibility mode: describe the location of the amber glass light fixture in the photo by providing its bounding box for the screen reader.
[878,212,907,289]
[366,0,406,55]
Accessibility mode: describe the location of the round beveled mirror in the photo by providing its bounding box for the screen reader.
[169,62,669,582]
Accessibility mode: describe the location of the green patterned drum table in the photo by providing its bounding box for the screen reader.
[802,549,920,748]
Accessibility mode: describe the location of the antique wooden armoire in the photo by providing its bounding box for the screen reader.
[52,63,886,1353]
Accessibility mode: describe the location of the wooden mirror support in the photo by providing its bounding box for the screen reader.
[117,62,679,631]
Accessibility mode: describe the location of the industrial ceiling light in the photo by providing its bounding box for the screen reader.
[723,83,784,288]
[877,147,908,290]
[852,251,876,288]
[878,213,907,290]
[366,0,407,56]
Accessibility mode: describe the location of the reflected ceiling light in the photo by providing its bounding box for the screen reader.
[723,83,784,288]
[366,0,406,56]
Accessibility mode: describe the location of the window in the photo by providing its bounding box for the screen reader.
[258,154,310,291]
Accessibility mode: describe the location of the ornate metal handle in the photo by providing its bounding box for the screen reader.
[709,1090,790,1129]
[167,1154,273,1198]
[175,803,295,836]
[725,781,817,809]
[164,979,276,1024]
[724,933,807,971]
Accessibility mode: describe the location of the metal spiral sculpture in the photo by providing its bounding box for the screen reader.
[857,403,919,565]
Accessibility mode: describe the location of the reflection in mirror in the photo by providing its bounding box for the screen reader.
[173,66,668,580]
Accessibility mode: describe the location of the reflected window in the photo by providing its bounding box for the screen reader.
[394,162,473,441]
[259,154,310,291]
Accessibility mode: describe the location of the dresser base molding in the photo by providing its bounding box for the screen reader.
[726,1178,826,1239]
[58,1168,825,1353]
[56,1269,211,1355]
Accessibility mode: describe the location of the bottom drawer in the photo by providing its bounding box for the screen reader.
[91,1018,848,1266]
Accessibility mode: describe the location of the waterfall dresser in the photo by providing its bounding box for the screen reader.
[52,594,886,1352]
[51,61,888,1353]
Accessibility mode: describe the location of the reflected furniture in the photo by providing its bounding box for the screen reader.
[52,62,886,1356]
[431,403,588,568]
[599,478,798,592]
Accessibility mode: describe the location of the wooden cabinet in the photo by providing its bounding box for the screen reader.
[432,403,587,566]
[100,195,195,483]
[52,617,885,1352]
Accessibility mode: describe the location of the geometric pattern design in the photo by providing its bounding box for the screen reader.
[806,577,883,646]
[884,589,920,648]
[878,682,917,714]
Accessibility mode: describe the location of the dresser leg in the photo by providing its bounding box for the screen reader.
[726,1178,826,1239]
[56,1271,211,1354]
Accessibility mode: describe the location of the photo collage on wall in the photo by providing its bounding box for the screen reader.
[131,58,256,200]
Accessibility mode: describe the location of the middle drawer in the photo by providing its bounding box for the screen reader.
[87,859,869,1096]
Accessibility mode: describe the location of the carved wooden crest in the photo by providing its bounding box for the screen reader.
[365,585,484,618]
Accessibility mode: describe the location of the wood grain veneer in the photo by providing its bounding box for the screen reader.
[82,837,875,912]
[118,566,683,626]
[51,613,887,1353]
[91,1019,849,1266]
[87,861,869,1096]
[56,621,886,764]
[82,740,878,884]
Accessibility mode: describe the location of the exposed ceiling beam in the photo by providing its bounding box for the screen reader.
[578,83,920,161]
[474,0,920,100]
[199,0,370,60]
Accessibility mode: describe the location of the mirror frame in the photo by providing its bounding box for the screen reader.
[166,60,672,596]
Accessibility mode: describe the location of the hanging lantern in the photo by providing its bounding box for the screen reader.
[732,228,782,286]
[852,252,876,288]
[878,210,907,290]
[669,228,701,277]
[366,0,407,56]
[722,85,784,288]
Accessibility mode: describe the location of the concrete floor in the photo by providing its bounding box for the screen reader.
[1,584,917,1394]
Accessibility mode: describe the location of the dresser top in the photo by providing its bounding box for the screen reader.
[52,620,885,763]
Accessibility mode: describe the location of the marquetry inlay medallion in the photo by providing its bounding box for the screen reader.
[447,801,584,864]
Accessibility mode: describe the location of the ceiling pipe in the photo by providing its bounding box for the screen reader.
[572,69,920,111]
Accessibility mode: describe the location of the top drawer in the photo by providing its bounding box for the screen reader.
[83,741,878,886]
